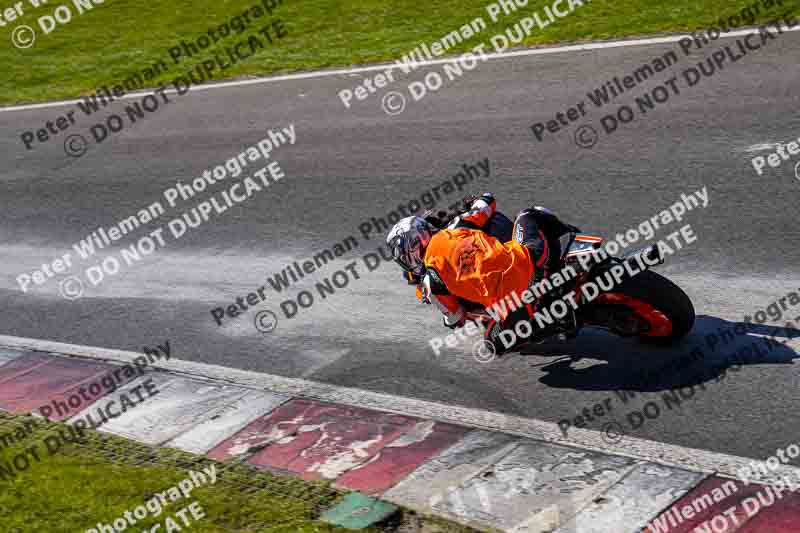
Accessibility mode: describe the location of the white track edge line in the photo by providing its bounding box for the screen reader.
[1,333,798,487]
[2,24,799,114]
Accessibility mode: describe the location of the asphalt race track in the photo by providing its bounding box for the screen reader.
[1,30,799,463]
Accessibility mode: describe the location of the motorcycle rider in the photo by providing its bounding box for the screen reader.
[386,193,576,355]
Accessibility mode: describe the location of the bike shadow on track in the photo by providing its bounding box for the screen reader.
[523,315,800,392]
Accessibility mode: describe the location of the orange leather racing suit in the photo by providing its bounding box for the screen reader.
[416,194,549,327]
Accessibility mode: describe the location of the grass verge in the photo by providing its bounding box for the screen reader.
[0,412,477,533]
[1,0,798,105]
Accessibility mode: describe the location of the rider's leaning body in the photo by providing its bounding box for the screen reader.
[386,193,572,353]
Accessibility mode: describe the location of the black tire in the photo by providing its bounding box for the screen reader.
[612,270,695,343]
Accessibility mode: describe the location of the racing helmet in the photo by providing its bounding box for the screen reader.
[386,216,435,283]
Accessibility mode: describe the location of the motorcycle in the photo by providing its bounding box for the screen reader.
[424,202,695,352]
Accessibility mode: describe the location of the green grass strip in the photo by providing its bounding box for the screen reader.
[1,0,798,105]
[0,412,476,532]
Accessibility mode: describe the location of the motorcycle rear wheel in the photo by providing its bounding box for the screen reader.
[588,270,695,344]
